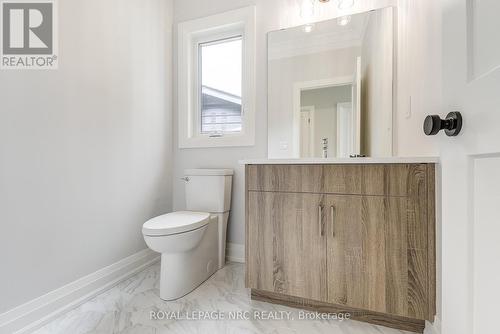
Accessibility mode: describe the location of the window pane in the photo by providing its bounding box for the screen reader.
[200,37,242,134]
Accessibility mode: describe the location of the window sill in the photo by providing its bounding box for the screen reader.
[179,133,255,149]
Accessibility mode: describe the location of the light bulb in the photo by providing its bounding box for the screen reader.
[337,15,351,26]
[338,0,354,10]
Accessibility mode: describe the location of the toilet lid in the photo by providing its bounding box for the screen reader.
[142,211,210,236]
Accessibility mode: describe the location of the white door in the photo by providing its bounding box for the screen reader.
[352,56,361,155]
[336,102,352,158]
[441,1,500,334]
[300,106,315,158]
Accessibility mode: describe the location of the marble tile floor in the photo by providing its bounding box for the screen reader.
[32,263,412,334]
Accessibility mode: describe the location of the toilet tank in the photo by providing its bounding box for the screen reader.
[184,169,233,213]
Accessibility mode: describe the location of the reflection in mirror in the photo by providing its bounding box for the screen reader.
[267,7,394,158]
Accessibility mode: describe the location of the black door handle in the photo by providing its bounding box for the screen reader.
[424,112,462,136]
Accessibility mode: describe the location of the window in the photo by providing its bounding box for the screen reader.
[178,7,255,148]
[200,36,242,135]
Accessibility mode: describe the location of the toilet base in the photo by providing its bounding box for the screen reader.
[159,219,219,300]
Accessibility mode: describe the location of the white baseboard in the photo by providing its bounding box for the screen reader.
[0,249,159,334]
[226,242,245,263]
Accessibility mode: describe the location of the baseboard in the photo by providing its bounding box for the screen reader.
[0,249,160,334]
[226,242,245,263]
[251,289,425,333]
[424,316,441,334]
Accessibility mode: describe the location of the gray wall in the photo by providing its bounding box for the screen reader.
[0,0,173,313]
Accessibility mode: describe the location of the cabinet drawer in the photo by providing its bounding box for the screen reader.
[247,164,428,196]
[247,165,324,193]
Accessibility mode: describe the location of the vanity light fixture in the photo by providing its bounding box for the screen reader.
[337,0,354,10]
[337,15,351,26]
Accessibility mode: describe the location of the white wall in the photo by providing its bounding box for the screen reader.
[360,8,394,157]
[394,0,441,158]
[0,0,173,313]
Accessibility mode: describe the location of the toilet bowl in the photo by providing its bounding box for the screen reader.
[142,169,233,300]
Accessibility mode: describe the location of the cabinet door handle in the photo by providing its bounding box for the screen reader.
[330,205,335,237]
[318,205,324,237]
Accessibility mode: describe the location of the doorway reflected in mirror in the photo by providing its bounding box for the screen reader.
[299,83,356,158]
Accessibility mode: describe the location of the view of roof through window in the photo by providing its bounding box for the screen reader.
[200,36,243,134]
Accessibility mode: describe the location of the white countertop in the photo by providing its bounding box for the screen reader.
[239,157,439,165]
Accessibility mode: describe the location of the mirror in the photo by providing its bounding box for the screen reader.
[267,7,394,158]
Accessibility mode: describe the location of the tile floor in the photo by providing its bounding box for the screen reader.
[32,262,412,334]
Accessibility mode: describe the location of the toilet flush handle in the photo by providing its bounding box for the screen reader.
[180,177,190,182]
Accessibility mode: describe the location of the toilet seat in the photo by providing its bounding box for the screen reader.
[142,211,210,236]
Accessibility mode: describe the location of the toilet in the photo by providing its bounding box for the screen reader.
[142,169,233,300]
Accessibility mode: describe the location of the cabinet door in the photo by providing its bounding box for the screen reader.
[325,195,428,320]
[247,191,327,301]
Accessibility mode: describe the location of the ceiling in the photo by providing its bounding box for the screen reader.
[268,10,371,60]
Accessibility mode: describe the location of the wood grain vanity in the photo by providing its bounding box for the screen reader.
[243,159,437,333]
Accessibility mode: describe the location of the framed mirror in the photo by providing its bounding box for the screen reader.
[267,7,395,158]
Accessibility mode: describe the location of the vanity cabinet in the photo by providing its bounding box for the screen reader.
[245,163,436,333]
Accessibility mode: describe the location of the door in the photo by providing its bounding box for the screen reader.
[352,56,362,155]
[325,195,428,320]
[336,102,353,157]
[441,1,500,334]
[300,106,315,157]
[247,191,327,301]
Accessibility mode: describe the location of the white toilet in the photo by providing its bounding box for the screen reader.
[142,169,233,300]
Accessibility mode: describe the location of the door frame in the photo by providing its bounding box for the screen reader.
[336,102,353,157]
[292,76,353,158]
[300,105,316,158]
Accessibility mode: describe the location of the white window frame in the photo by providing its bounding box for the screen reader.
[178,6,256,148]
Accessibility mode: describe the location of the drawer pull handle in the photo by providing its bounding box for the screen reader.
[318,205,324,237]
[330,205,335,237]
